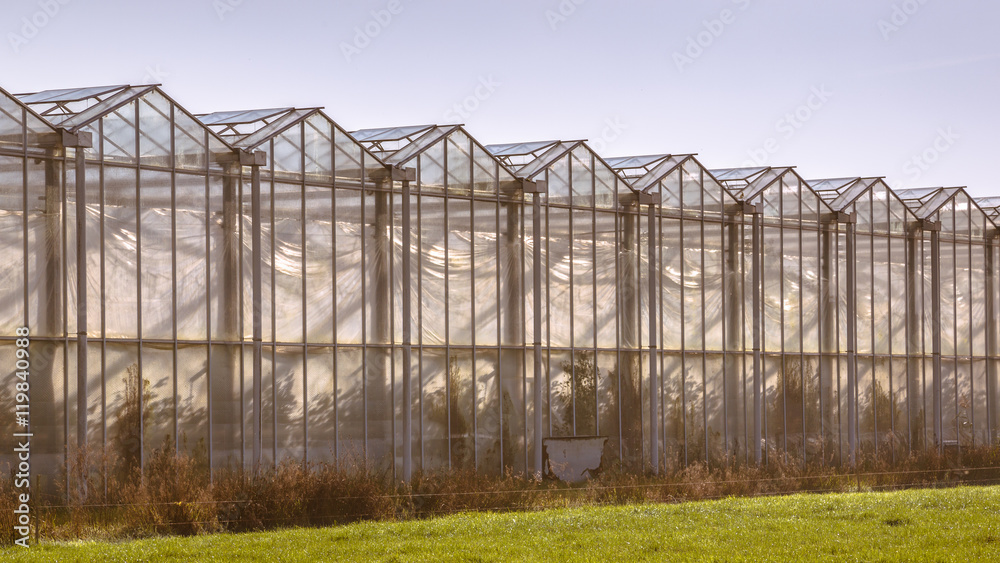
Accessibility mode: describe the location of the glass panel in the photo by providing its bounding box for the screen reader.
[474,201,499,345]
[801,230,820,353]
[104,165,139,338]
[174,110,207,170]
[177,344,208,459]
[704,223,725,351]
[273,183,304,343]
[446,134,472,196]
[304,186,334,343]
[210,174,242,341]
[139,169,174,340]
[335,188,363,344]
[419,195,446,345]
[499,347,525,472]
[546,154,570,206]
[683,220,703,349]
[570,148,593,208]
[0,156,24,332]
[595,211,618,348]
[547,208,571,347]
[782,230,801,353]
[447,350,475,470]
[305,347,335,463]
[476,349,500,473]
[272,127,303,177]
[420,348,448,470]
[138,94,172,168]
[661,218,682,350]
[447,198,472,344]
[572,209,594,347]
[304,115,333,183]
[274,346,304,461]
[336,347,364,464]
[763,226,781,352]
[176,174,208,340]
[103,103,138,164]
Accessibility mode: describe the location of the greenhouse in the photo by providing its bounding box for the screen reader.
[1,83,999,490]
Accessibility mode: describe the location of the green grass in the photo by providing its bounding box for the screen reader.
[5,486,1000,562]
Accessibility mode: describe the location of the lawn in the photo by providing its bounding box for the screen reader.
[4,486,999,562]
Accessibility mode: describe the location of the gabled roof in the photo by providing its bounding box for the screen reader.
[0,84,57,146]
[708,166,792,202]
[352,124,463,166]
[14,84,238,162]
[485,139,586,180]
[895,187,963,220]
[808,177,882,212]
[198,107,323,150]
[605,154,693,192]
[974,197,1000,222]
[16,84,159,132]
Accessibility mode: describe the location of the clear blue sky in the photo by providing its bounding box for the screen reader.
[3,0,998,196]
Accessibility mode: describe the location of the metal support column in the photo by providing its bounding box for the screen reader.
[930,223,943,452]
[646,198,658,473]
[819,223,836,458]
[389,166,416,481]
[987,233,998,445]
[246,150,266,470]
[532,190,544,477]
[906,227,922,449]
[751,207,762,464]
[69,133,93,455]
[845,215,858,466]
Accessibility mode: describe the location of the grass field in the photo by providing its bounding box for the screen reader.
[4,485,999,562]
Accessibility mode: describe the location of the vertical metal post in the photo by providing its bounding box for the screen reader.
[725,215,742,461]
[906,229,921,449]
[401,174,412,481]
[820,226,835,455]
[987,235,998,445]
[502,182,525,474]
[647,201,657,473]
[251,159,263,470]
[931,227,943,452]
[621,200,640,469]
[751,208,762,464]
[75,147,88,454]
[42,148,62,463]
[846,219,858,466]
[532,191,544,477]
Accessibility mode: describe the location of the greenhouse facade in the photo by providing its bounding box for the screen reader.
[1,83,998,488]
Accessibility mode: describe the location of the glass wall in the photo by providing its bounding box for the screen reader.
[2,82,998,486]
[897,188,996,450]
[712,167,837,464]
[488,141,636,470]
[610,155,745,470]
[811,178,918,461]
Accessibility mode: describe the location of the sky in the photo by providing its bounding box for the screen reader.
[3,0,998,197]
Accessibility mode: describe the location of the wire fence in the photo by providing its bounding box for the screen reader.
[7,464,998,542]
